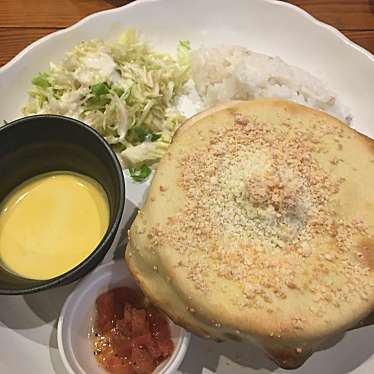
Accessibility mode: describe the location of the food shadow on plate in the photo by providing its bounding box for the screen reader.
[23,283,77,327]
[110,199,139,261]
[178,335,277,373]
[297,327,374,374]
[49,322,70,374]
[178,327,374,374]
[0,281,76,348]
[0,285,73,374]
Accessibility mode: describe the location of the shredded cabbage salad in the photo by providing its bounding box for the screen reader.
[23,31,191,181]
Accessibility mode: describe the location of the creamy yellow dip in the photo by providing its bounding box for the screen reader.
[0,172,109,280]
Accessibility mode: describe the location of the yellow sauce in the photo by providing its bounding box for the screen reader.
[0,172,109,280]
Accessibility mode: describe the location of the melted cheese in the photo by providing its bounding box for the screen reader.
[0,172,109,280]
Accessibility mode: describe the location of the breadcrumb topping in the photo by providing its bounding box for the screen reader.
[144,112,374,327]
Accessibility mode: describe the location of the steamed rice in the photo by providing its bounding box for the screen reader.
[178,46,351,123]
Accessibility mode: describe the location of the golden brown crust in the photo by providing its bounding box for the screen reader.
[125,99,374,368]
[359,238,374,271]
[174,100,245,139]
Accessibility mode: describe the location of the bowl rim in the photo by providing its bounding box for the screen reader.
[0,114,125,295]
[57,260,191,374]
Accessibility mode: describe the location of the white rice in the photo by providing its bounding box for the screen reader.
[177,46,351,123]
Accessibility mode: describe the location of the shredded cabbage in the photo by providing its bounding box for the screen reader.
[23,30,191,181]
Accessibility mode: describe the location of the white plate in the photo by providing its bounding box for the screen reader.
[0,0,373,373]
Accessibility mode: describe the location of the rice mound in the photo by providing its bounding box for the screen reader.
[181,46,351,123]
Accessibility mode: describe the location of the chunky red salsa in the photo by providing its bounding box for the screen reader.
[92,287,174,374]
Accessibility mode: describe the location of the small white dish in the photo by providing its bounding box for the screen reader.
[57,260,190,374]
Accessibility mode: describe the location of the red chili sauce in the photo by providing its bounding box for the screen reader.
[92,287,174,374]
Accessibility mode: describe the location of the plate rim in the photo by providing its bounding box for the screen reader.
[0,0,373,75]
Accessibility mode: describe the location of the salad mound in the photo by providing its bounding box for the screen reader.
[23,31,191,181]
